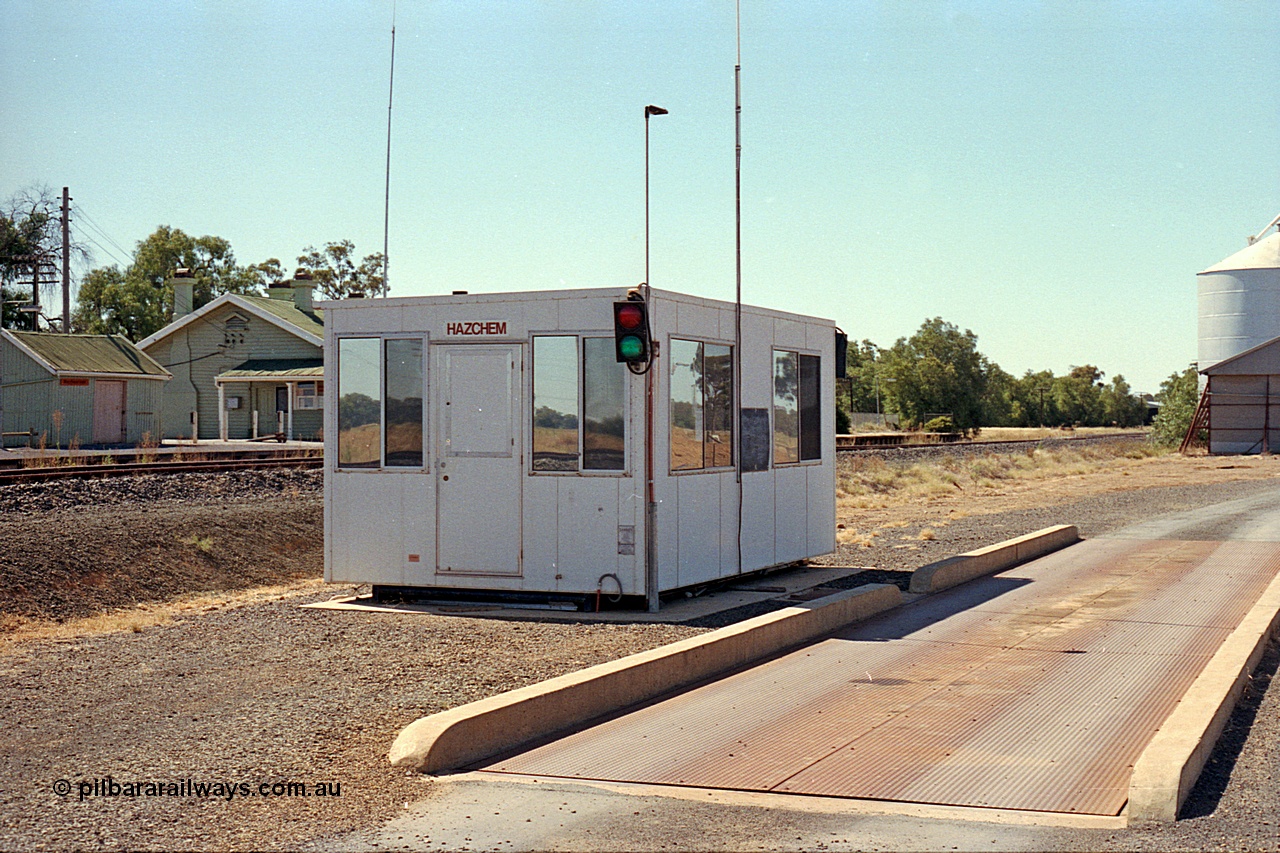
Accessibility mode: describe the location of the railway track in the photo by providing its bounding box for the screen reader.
[836,431,1149,460]
[0,433,1146,485]
[0,455,322,485]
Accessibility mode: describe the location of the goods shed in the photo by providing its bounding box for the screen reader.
[1200,334,1280,454]
[1,330,170,448]
[323,287,837,610]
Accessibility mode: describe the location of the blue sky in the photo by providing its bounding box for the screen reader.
[3,0,1277,393]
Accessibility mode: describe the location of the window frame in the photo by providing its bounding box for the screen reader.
[383,336,426,469]
[529,333,630,477]
[771,348,822,467]
[668,336,735,475]
[334,334,428,471]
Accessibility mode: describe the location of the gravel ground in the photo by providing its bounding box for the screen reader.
[1,467,1279,850]
[0,470,324,621]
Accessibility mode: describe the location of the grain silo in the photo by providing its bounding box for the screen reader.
[1197,214,1280,373]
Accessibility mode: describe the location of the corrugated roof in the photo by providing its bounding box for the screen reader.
[1199,230,1280,274]
[6,331,170,377]
[218,358,323,379]
[239,295,324,339]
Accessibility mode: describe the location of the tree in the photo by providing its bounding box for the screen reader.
[980,363,1015,427]
[72,266,156,338]
[246,257,287,289]
[1101,374,1147,427]
[1149,367,1201,447]
[1009,370,1059,427]
[1053,365,1107,426]
[1,186,88,330]
[74,226,270,339]
[841,339,883,414]
[297,241,386,300]
[881,318,995,434]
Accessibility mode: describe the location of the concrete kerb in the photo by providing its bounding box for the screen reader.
[1127,566,1280,822]
[388,582,903,774]
[908,524,1080,595]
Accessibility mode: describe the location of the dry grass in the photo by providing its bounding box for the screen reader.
[338,423,380,465]
[837,441,1167,510]
[0,579,330,656]
[974,426,1147,442]
[534,426,578,456]
[180,534,215,553]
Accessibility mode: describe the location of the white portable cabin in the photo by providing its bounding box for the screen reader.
[323,287,837,610]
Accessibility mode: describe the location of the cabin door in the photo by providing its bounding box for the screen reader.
[434,344,523,576]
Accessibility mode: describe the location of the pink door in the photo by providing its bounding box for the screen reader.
[93,380,127,444]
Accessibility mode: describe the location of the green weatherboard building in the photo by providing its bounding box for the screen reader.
[138,273,324,441]
[0,330,170,448]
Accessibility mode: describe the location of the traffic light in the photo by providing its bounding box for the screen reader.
[613,299,651,364]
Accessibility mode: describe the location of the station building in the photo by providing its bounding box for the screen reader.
[139,271,324,441]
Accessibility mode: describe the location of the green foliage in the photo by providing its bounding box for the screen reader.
[839,317,1149,432]
[70,222,391,338]
[880,318,994,433]
[1002,366,1147,428]
[841,339,883,413]
[338,393,380,429]
[1101,373,1148,427]
[297,241,386,300]
[1,186,88,330]
[922,415,956,433]
[1149,367,1201,447]
[73,225,271,339]
[534,405,578,431]
[835,405,851,434]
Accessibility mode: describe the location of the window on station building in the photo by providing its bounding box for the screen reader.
[295,381,323,410]
[384,339,424,467]
[337,337,381,468]
[532,336,627,473]
[773,350,821,464]
[670,339,734,471]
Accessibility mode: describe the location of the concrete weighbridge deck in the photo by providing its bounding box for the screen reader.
[481,537,1280,816]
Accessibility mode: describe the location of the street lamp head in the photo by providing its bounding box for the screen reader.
[645,104,668,117]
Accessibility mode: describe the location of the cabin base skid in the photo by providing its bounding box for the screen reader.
[369,560,811,613]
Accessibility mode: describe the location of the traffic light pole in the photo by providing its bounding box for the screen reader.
[643,104,666,612]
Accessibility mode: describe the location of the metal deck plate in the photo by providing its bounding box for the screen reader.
[482,538,1280,815]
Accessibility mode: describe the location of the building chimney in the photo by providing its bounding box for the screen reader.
[291,269,314,313]
[171,268,195,319]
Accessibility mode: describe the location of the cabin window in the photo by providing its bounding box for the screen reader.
[337,338,381,468]
[670,339,734,471]
[773,350,821,464]
[582,337,625,470]
[532,336,579,471]
[531,335,627,473]
[384,339,424,467]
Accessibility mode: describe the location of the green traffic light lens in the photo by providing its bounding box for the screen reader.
[619,335,644,360]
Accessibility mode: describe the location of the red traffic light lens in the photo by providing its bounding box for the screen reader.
[616,303,644,330]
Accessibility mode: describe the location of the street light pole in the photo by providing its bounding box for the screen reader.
[643,104,667,294]
[642,104,666,613]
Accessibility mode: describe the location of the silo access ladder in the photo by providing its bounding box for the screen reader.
[1178,387,1211,453]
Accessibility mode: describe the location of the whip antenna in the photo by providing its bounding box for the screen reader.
[382,2,397,296]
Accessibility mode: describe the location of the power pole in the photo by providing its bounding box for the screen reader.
[61,187,71,331]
